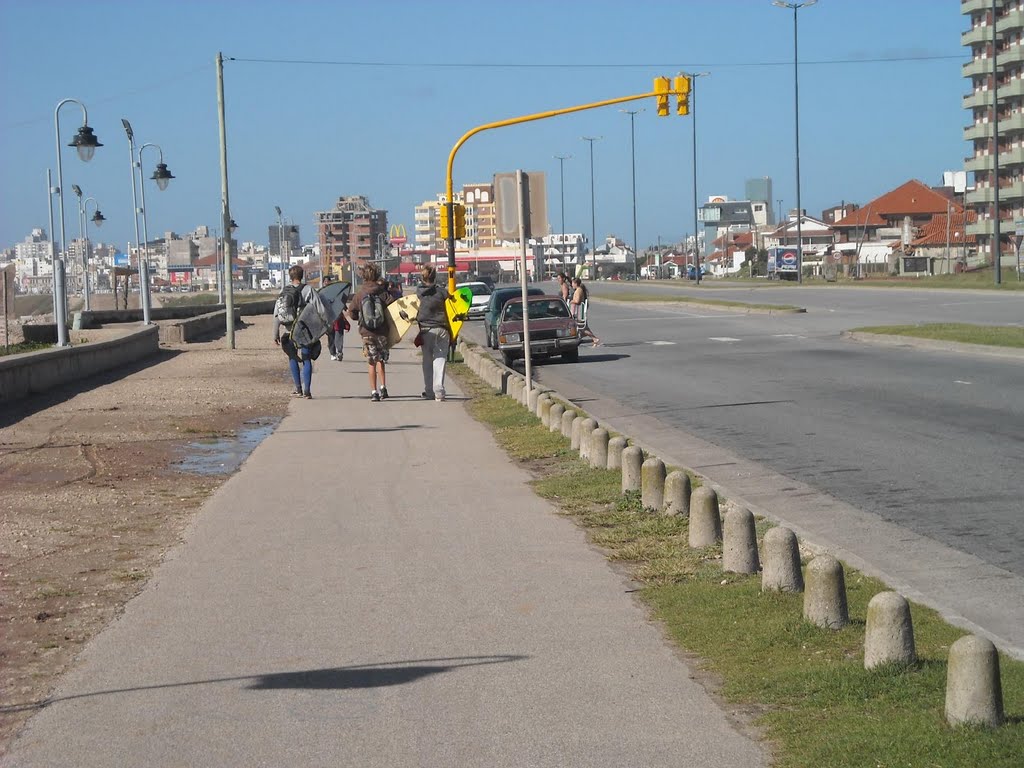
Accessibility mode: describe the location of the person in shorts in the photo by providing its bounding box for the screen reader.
[347,263,392,402]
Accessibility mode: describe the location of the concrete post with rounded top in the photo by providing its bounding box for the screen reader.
[761,527,804,593]
[561,410,576,439]
[663,471,691,517]
[864,591,916,670]
[723,507,760,574]
[803,554,849,630]
[607,436,627,470]
[499,369,512,394]
[641,457,666,511]
[621,445,643,493]
[945,635,1004,728]
[570,415,584,451]
[548,402,565,432]
[537,394,553,423]
[589,428,609,469]
[580,418,598,458]
[688,486,722,547]
[508,377,521,401]
[527,387,542,412]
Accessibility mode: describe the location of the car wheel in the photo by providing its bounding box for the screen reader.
[501,351,516,367]
[485,325,494,348]
[561,347,579,363]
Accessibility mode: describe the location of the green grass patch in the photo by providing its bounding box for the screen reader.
[450,360,1024,767]
[852,323,1024,349]
[1,341,51,357]
[593,290,802,312]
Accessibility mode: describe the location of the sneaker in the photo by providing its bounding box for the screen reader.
[436,394,446,402]
[303,392,312,400]
[336,354,343,362]
[421,391,434,400]
[292,389,303,397]
[330,354,338,361]
[371,391,381,402]
[380,387,389,400]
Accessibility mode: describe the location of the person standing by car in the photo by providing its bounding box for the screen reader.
[570,277,601,347]
[556,272,571,304]
[347,263,392,402]
[415,265,450,401]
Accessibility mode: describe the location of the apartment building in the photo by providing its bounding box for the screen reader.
[316,195,388,278]
[962,0,1024,269]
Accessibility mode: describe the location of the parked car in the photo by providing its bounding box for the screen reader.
[455,281,491,320]
[484,286,544,348]
[497,295,580,366]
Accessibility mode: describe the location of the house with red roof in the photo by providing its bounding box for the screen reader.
[831,180,960,243]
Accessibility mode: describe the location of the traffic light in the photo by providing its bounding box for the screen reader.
[654,76,670,117]
[439,202,450,240]
[674,75,691,116]
[453,203,467,240]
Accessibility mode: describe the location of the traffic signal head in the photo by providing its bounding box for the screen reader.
[453,203,467,240]
[674,75,691,116]
[439,203,450,240]
[654,76,670,117]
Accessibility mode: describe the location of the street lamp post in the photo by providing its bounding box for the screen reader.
[620,108,644,279]
[554,154,572,273]
[682,72,711,285]
[54,99,102,346]
[581,136,602,279]
[70,184,105,312]
[275,205,285,283]
[773,0,817,284]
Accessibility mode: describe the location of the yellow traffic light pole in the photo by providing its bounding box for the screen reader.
[443,78,691,295]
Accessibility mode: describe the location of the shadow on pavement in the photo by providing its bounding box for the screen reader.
[1,655,528,713]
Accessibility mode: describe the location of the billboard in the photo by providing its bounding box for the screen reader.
[493,171,549,241]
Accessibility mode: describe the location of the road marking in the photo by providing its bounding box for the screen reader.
[772,333,801,338]
[954,380,972,385]
[645,340,676,346]
[708,336,742,342]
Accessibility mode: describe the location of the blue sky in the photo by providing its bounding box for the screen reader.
[1,0,969,254]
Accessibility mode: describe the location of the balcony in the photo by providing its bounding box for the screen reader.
[965,121,995,140]
[1000,45,1024,67]
[998,78,1024,100]
[1000,145,1024,165]
[962,0,991,13]
[966,218,996,237]
[963,56,992,78]
[964,88,996,108]
[997,9,1024,34]
[966,153,995,171]
[998,112,1024,134]
[966,186,996,204]
[963,24,993,47]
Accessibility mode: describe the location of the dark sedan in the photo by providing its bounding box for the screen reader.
[496,295,580,366]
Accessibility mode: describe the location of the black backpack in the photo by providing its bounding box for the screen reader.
[360,289,387,331]
[275,284,304,323]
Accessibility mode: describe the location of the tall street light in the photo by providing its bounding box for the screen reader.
[620,108,644,279]
[773,0,817,284]
[681,72,710,285]
[70,184,105,312]
[581,136,602,279]
[54,99,102,346]
[554,153,572,273]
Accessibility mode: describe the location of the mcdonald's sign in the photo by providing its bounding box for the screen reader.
[389,224,407,246]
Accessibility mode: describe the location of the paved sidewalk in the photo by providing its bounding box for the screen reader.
[4,346,766,767]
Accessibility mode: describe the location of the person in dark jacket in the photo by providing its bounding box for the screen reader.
[347,263,392,402]
[415,265,450,401]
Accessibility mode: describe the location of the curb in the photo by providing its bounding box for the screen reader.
[841,331,1024,361]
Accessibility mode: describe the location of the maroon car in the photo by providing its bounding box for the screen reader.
[497,295,580,366]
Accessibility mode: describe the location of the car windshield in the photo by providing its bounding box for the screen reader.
[502,299,570,321]
[458,283,490,296]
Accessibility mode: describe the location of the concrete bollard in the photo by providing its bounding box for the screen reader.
[723,507,760,574]
[548,402,565,432]
[663,471,691,517]
[761,527,804,593]
[589,428,609,469]
[945,635,1004,728]
[577,418,597,459]
[864,591,916,670]
[509,377,521,401]
[570,415,584,450]
[621,445,643,493]
[561,410,576,439]
[499,369,512,394]
[527,387,542,412]
[538,395,553,424]
[607,436,627,470]
[641,457,666,511]
[688,486,722,547]
[803,554,849,630]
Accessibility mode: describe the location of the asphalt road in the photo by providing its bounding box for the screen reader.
[466,283,1024,580]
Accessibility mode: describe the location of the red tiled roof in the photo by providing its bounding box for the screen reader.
[909,210,978,247]
[833,180,963,228]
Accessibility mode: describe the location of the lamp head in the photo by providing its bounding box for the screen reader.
[151,162,175,191]
[71,184,83,198]
[274,206,282,217]
[69,125,102,162]
[121,118,134,141]
[91,210,106,227]
[229,219,239,231]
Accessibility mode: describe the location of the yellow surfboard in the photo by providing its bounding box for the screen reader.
[385,294,420,348]
[446,287,473,341]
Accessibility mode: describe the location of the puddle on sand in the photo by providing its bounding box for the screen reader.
[174,417,280,475]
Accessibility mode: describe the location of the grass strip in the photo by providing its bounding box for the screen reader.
[593,291,803,312]
[451,362,1024,768]
[852,323,1024,349]
[1,341,51,357]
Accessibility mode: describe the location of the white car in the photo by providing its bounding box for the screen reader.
[455,281,491,319]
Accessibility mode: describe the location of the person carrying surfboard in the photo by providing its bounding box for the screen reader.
[347,262,393,402]
[415,265,450,401]
[272,264,317,398]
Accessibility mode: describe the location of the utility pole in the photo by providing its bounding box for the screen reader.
[216,51,235,348]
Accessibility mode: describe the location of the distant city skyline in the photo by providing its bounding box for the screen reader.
[1,1,968,255]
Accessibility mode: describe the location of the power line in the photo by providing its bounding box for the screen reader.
[227,53,964,69]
